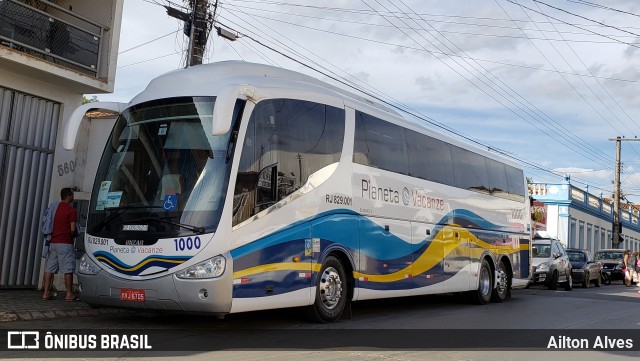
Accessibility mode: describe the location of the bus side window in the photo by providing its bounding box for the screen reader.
[232,99,344,227]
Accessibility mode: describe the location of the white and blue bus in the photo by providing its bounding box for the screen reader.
[64,61,531,322]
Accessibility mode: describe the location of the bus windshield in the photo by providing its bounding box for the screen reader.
[87,96,235,238]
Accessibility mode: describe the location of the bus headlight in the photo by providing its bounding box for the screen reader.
[176,255,226,279]
[78,254,99,275]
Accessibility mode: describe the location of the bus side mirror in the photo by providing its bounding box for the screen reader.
[63,102,127,150]
[212,85,255,135]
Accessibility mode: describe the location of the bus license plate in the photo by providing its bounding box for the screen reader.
[120,289,145,302]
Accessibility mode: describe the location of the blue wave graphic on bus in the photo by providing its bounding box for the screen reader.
[231,208,507,261]
[231,208,520,297]
[446,208,508,231]
[93,251,190,276]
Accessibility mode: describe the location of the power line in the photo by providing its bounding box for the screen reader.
[216,0,624,191]
[222,2,438,125]
[505,0,640,49]
[566,0,640,19]
[226,2,640,43]
[366,0,614,168]
[215,20,612,190]
[212,2,639,194]
[502,1,630,135]
[119,29,181,54]
[528,0,640,189]
[222,6,640,84]
[224,38,246,60]
[226,0,640,31]
[534,0,640,37]
[117,51,182,68]
[504,0,640,189]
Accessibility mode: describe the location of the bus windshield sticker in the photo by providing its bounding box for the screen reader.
[104,192,123,208]
[96,181,111,211]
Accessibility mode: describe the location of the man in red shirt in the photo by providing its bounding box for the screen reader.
[42,188,79,301]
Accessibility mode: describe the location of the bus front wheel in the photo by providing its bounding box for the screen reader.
[308,255,347,323]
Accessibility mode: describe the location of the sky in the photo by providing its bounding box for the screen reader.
[91,0,640,203]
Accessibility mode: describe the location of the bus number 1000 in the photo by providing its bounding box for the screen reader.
[173,237,201,251]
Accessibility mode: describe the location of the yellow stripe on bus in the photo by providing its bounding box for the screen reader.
[233,262,321,279]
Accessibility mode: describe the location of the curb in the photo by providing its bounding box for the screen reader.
[0,307,129,322]
[0,311,19,322]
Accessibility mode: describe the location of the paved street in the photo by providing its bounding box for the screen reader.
[1,282,640,360]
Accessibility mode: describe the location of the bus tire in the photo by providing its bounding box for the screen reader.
[470,259,492,305]
[308,255,347,323]
[491,259,511,303]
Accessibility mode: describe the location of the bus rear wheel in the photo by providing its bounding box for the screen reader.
[470,259,493,305]
[491,259,511,303]
[308,255,347,323]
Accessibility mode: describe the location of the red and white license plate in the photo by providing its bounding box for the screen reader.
[120,289,145,302]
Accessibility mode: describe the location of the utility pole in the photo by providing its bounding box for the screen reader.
[611,136,622,249]
[608,136,640,248]
[165,0,213,67]
[189,0,210,66]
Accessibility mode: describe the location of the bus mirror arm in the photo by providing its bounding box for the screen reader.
[63,102,127,150]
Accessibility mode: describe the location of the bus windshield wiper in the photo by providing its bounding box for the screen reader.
[138,216,206,234]
[91,204,164,234]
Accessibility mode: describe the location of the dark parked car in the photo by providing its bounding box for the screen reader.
[594,249,625,282]
[566,249,602,287]
[530,232,572,290]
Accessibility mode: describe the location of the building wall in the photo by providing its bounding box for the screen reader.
[531,182,640,254]
[56,0,124,86]
[0,69,82,288]
[566,207,639,253]
[0,67,84,201]
[0,0,123,288]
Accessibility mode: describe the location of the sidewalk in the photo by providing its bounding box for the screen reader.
[0,289,126,322]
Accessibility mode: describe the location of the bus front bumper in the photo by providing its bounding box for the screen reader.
[77,256,233,315]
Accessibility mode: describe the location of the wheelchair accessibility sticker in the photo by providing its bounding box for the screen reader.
[163,195,178,210]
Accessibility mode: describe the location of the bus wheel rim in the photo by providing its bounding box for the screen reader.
[480,267,491,295]
[320,266,342,309]
[496,266,507,295]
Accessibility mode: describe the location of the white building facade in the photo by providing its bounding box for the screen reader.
[0,0,123,288]
[530,182,640,254]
